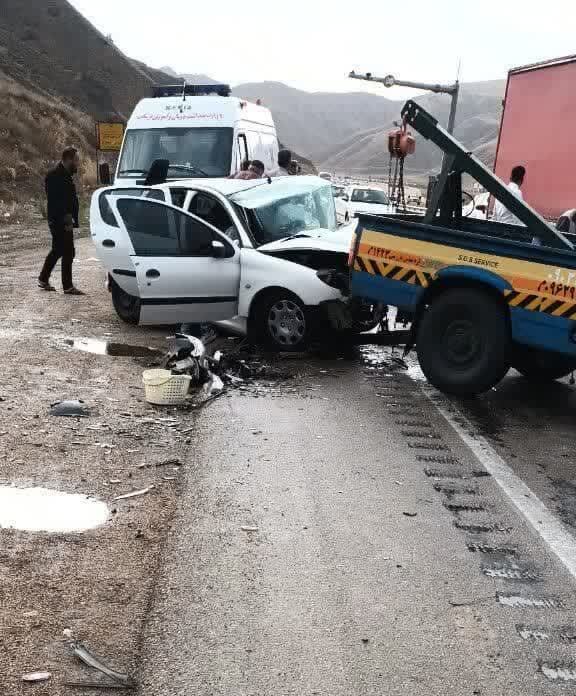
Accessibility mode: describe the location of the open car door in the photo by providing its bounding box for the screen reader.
[108,196,241,325]
[91,187,169,298]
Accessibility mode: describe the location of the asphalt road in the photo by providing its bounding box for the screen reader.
[139,345,576,695]
[7,236,576,694]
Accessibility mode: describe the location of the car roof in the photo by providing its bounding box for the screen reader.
[154,177,268,196]
[154,175,328,199]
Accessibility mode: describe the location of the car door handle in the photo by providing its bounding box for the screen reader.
[102,239,115,248]
[146,269,160,278]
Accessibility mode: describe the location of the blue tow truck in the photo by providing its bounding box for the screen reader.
[349,100,576,396]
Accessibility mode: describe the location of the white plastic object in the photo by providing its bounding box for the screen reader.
[142,369,191,406]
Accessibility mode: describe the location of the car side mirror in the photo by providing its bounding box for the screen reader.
[212,240,227,258]
[342,195,349,202]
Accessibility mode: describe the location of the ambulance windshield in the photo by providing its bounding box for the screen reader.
[118,127,233,179]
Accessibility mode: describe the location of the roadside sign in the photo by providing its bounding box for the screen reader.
[96,122,125,152]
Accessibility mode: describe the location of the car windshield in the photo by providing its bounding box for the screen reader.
[231,179,337,245]
[351,188,390,205]
[117,127,233,179]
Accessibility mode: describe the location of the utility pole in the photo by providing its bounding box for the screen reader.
[349,71,460,134]
[349,71,460,217]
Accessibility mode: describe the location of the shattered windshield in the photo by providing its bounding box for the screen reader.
[118,127,233,179]
[231,179,337,245]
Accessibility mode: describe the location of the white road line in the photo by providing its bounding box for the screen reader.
[409,373,576,580]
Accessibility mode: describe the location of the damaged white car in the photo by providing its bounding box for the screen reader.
[90,176,380,350]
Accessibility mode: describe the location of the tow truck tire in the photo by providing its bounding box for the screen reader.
[512,347,576,382]
[417,288,510,396]
[111,279,140,325]
[250,290,312,352]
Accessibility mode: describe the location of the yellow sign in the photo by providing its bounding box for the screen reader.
[96,122,125,152]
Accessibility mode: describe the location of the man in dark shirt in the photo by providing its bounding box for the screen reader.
[38,147,84,294]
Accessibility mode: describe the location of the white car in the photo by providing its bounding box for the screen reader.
[335,185,394,224]
[90,176,379,350]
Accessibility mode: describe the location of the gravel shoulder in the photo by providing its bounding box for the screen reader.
[0,237,191,693]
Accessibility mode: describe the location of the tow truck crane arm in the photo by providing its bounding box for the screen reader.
[401,99,573,251]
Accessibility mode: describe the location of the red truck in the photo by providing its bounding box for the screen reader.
[494,55,576,221]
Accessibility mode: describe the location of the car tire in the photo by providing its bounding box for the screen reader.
[250,291,312,351]
[111,279,140,325]
[512,346,576,382]
[416,288,510,396]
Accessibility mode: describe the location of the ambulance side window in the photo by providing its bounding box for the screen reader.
[238,134,249,164]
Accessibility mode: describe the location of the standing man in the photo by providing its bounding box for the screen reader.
[493,165,526,226]
[269,149,292,177]
[38,147,84,295]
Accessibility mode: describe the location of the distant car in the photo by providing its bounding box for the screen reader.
[332,184,345,199]
[335,185,394,224]
[91,176,381,351]
[318,171,332,181]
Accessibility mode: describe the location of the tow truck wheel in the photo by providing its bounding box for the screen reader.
[250,291,312,352]
[417,288,510,396]
[110,279,140,325]
[512,347,576,382]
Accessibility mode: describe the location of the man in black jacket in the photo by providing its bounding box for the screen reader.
[38,147,84,294]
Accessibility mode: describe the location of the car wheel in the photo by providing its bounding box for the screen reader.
[111,279,140,325]
[251,291,312,351]
[512,346,576,382]
[416,288,510,396]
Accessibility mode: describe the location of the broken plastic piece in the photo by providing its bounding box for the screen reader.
[22,672,51,682]
[65,637,136,688]
[114,486,154,501]
[203,373,224,396]
[50,400,91,417]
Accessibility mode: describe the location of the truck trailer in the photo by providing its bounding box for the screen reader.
[494,55,576,221]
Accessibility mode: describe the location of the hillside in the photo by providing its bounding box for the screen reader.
[232,80,505,177]
[0,0,173,218]
[320,82,505,176]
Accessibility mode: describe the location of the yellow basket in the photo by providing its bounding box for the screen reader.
[142,369,192,406]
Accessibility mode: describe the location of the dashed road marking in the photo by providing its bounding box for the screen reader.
[414,380,576,581]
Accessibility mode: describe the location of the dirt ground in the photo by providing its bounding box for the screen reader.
[0,232,199,693]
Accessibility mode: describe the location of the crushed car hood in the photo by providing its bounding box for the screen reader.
[257,222,357,254]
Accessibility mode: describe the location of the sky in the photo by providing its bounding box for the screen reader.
[69,0,575,98]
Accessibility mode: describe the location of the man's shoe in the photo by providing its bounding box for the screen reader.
[63,286,85,296]
[38,280,56,291]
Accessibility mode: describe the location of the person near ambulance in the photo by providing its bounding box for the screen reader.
[268,149,292,177]
[233,160,265,180]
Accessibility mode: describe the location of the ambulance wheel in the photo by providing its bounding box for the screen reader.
[417,288,510,396]
[111,279,140,325]
[512,347,576,382]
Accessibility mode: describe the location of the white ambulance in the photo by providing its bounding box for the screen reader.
[114,84,279,184]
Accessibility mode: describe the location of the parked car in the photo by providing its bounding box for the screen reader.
[91,176,381,350]
[335,185,394,224]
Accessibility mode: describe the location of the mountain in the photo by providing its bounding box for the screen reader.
[0,0,173,121]
[233,81,399,161]
[0,0,173,211]
[321,82,504,176]
[160,67,221,85]
[232,80,506,177]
